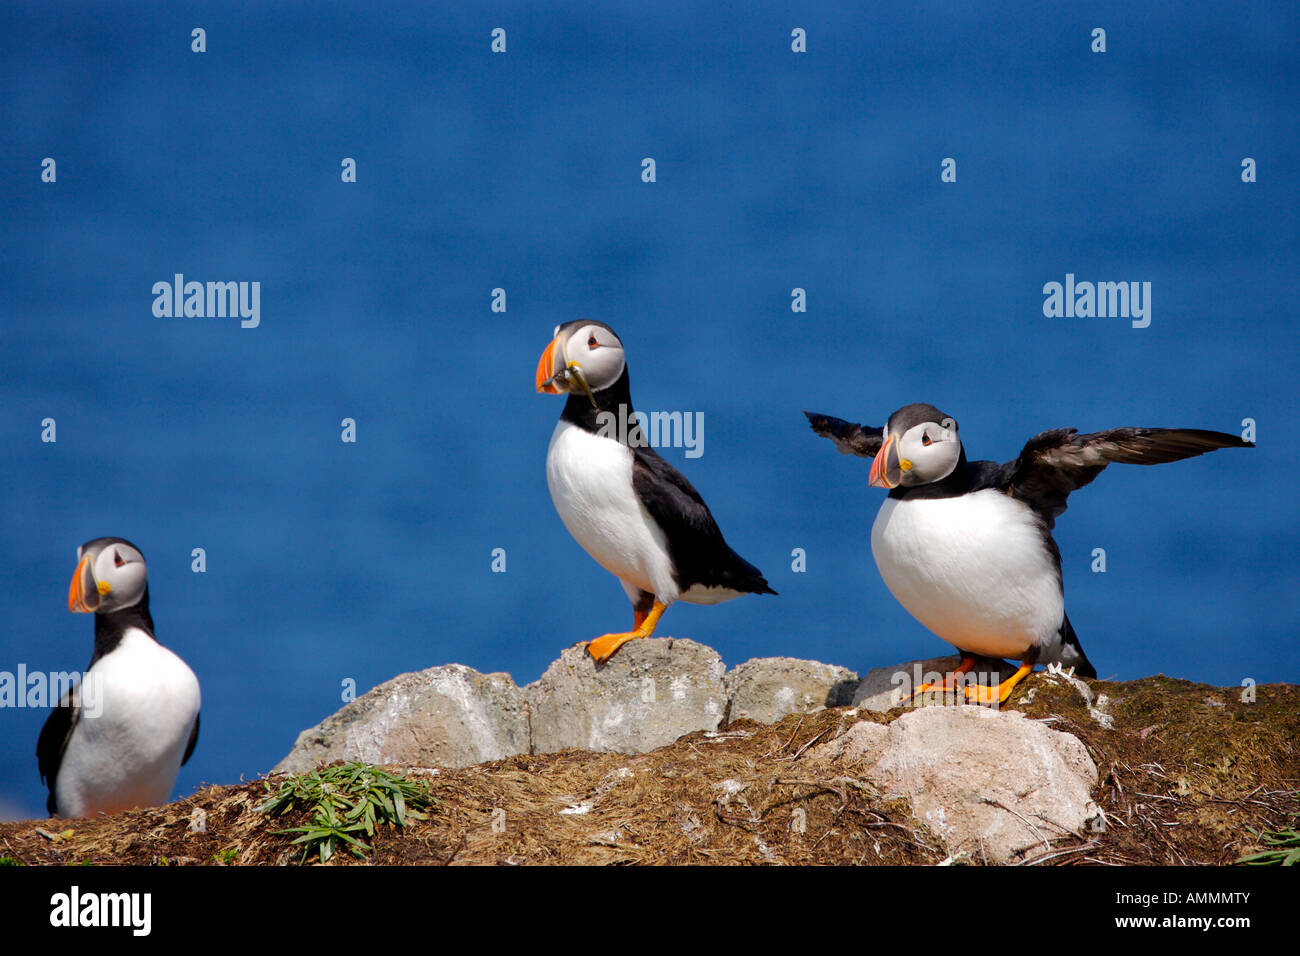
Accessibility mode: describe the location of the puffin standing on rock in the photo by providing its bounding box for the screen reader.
[805,404,1252,704]
[37,537,201,817]
[536,321,775,662]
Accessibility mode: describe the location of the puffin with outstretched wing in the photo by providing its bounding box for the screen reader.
[805,403,1252,703]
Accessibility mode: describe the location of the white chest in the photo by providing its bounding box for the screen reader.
[57,628,201,817]
[545,420,680,602]
[870,489,1065,659]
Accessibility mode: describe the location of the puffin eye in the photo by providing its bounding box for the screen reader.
[921,433,932,446]
[113,550,124,567]
[587,334,599,350]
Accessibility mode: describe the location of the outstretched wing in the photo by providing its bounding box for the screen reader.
[1005,426,1252,528]
[36,689,80,816]
[631,445,775,595]
[803,411,885,458]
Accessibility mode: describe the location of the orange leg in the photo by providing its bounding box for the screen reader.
[964,660,1035,706]
[909,656,978,701]
[584,601,667,663]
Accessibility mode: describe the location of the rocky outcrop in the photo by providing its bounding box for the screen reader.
[274,637,858,771]
[269,640,1109,865]
[529,639,728,754]
[11,669,1295,867]
[725,657,858,723]
[811,705,1102,863]
[274,665,529,774]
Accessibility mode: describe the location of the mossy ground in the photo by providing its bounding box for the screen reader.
[2,672,1296,865]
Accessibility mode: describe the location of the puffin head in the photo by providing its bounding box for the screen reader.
[68,537,148,614]
[535,321,627,406]
[870,404,963,489]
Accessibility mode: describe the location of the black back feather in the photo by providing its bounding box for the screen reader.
[631,445,776,596]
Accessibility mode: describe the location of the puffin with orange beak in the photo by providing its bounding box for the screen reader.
[805,404,1252,704]
[537,321,776,662]
[37,537,201,817]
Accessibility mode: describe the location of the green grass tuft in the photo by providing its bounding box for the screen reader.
[1236,827,1300,866]
[259,763,437,864]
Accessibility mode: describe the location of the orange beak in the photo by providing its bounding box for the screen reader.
[68,553,97,613]
[536,336,563,393]
[869,435,898,489]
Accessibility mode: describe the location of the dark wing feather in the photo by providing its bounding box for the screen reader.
[803,412,884,458]
[1005,426,1252,528]
[36,690,80,816]
[631,446,775,595]
[182,711,200,765]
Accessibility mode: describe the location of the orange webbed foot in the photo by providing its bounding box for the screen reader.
[583,601,667,664]
[908,655,978,702]
[962,661,1034,706]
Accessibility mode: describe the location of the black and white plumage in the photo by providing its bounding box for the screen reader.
[537,321,775,662]
[37,537,200,817]
[806,403,1252,702]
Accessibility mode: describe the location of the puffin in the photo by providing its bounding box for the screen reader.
[37,537,201,817]
[805,404,1252,703]
[536,321,775,662]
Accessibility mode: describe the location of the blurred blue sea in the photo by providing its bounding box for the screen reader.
[1,1,1296,819]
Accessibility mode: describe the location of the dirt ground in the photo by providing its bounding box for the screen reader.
[3,672,1296,865]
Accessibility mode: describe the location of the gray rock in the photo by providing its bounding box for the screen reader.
[274,664,530,773]
[852,656,1020,711]
[725,657,858,724]
[813,705,1101,863]
[527,637,727,754]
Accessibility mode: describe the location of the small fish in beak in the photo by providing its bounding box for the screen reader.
[535,334,598,407]
[566,364,598,407]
